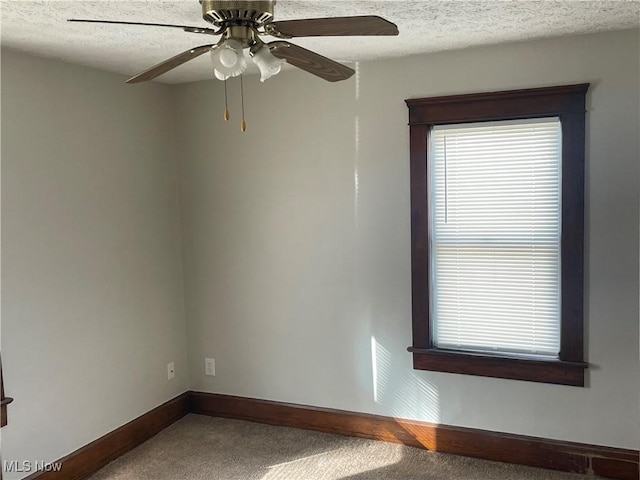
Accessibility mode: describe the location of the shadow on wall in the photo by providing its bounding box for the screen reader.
[371,335,440,422]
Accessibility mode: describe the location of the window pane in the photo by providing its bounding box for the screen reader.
[431,118,561,357]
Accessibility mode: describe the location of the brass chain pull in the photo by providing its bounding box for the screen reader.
[240,74,247,132]
[223,78,230,121]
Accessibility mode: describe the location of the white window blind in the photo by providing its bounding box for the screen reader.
[430,118,561,357]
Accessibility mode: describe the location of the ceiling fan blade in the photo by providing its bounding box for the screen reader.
[265,16,398,38]
[68,19,219,35]
[268,42,354,82]
[127,44,217,84]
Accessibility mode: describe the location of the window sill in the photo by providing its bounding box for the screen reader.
[408,347,588,386]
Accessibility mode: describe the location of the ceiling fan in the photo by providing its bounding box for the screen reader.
[69,0,399,84]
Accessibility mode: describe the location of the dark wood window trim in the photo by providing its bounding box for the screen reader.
[405,84,589,386]
[1,355,13,427]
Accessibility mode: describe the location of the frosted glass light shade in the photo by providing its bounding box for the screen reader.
[211,39,247,80]
[219,48,238,68]
[252,45,284,82]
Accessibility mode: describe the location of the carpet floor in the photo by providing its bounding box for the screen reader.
[89,414,597,480]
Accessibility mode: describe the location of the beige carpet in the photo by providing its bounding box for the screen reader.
[89,414,596,480]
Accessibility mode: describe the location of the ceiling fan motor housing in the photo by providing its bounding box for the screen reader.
[200,0,275,27]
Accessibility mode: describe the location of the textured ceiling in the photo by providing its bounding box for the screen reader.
[1,0,639,84]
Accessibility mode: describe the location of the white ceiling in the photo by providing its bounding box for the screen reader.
[1,0,639,84]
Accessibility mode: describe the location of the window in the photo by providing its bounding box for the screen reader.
[405,84,589,386]
[431,118,562,357]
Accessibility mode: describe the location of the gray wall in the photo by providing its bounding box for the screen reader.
[1,51,189,478]
[174,29,639,449]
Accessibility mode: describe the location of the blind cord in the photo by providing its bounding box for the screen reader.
[444,135,448,224]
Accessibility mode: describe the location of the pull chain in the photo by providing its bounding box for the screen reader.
[223,79,230,121]
[240,74,247,132]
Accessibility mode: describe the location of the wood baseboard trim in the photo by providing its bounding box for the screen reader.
[25,392,189,480]
[19,391,639,480]
[189,391,639,480]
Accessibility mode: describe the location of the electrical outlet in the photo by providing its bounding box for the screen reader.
[167,362,175,380]
[205,358,215,376]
